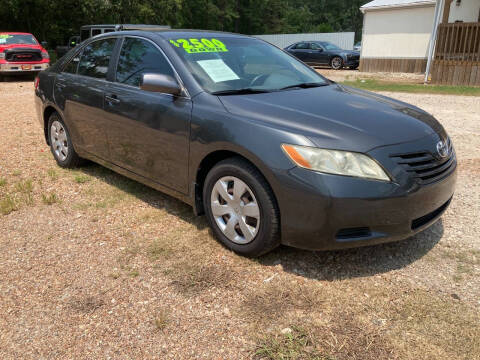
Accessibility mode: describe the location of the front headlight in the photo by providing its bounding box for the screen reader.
[282,144,390,181]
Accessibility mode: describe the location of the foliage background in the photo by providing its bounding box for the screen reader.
[0,0,369,47]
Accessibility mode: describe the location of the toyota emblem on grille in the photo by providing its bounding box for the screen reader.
[436,140,449,158]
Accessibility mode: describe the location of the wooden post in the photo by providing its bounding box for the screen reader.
[442,0,454,23]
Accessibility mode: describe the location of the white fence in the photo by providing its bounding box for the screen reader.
[253,32,355,50]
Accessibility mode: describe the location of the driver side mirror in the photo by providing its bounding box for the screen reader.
[140,73,181,96]
[316,48,323,52]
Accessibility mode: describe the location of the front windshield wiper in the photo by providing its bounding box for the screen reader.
[279,82,330,90]
[210,88,273,96]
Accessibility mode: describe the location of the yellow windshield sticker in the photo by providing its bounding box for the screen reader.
[170,38,228,53]
[0,34,12,39]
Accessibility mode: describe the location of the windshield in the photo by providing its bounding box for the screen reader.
[168,37,328,93]
[0,34,38,45]
[321,42,341,51]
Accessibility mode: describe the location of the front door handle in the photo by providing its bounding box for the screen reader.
[55,82,66,89]
[105,94,120,104]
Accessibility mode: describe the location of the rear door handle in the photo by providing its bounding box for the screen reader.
[105,94,120,104]
[55,82,66,89]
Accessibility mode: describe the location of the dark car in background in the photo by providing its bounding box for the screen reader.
[285,41,360,70]
[34,30,456,257]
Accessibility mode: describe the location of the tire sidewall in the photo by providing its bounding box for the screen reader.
[203,161,277,257]
[47,113,76,167]
[331,56,343,70]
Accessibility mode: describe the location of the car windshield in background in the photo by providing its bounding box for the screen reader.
[168,37,328,93]
[0,34,38,45]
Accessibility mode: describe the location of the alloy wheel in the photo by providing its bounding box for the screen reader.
[331,57,343,70]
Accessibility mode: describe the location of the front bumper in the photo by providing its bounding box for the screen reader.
[345,57,359,67]
[0,62,49,73]
[274,157,456,251]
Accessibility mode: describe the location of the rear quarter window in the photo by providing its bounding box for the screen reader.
[77,38,116,79]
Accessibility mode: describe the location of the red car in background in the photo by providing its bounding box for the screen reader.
[0,32,50,79]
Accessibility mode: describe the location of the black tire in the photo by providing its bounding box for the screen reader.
[47,112,84,168]
[330,56,344,70]
[203,157,280,257]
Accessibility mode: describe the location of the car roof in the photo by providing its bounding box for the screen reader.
[88,29,251,41]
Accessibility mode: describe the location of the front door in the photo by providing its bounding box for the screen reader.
[103,37,192,194]
[308,43,328,65]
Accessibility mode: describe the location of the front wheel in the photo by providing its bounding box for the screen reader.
[330,56,344,70]
[203,157,280,257]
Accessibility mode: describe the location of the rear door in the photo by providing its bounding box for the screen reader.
[288,42,311,62]
[54,38,117,160]
[102,36,192,194]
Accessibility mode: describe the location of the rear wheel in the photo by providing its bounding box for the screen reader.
[203,157,280,257]
[47,112,84,168]
[330,56,344,70]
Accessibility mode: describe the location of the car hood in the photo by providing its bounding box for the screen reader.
[218,84,446,152]
[0,44,45,52]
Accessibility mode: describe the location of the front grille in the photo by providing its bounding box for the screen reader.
[5,51,42,62]
[390,138,455,184]
[411,198,452,230]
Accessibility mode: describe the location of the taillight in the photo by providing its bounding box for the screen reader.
[34,76,40,90]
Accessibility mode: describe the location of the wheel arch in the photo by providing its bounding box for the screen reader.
[42,104,61,145]
[193,149,279,217]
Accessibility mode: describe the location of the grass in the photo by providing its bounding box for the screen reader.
[255,327,331,360]
[15,179,34,205]
[169,263,234,295]
[74,174,91,184]
[341,79,480,96]
[47,169,58,180]
[0,195,17,215]
[0,178,6,187]
[153,308,170,330]
[41,192,59,205]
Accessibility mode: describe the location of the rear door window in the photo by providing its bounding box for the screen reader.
[63,54,81,74]
[294,42,310,50]
[115,37,175,87]
[77,38,116,79]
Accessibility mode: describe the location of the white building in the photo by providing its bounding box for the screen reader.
[359,0,480,73]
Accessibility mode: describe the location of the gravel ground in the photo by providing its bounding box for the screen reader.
[0,78,479,359]
[316,69,426,83]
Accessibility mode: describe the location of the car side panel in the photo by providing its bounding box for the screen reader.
[54,74,111,159]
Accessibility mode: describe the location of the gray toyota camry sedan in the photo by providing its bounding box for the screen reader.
[34,30,456,257]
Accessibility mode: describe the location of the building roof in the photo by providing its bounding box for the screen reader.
[360,0,436,12]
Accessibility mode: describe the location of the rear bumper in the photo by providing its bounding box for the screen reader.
[0,62,49,73]
[275,162,456,251]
